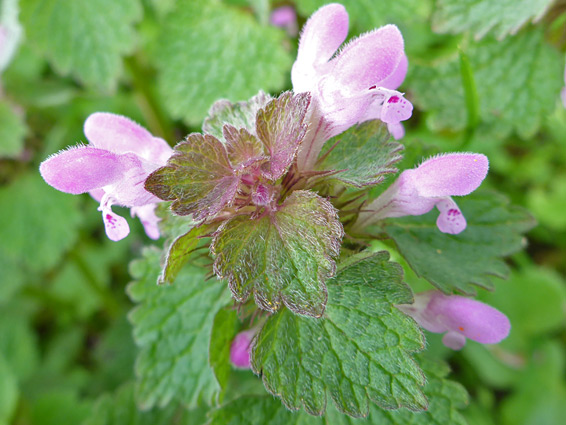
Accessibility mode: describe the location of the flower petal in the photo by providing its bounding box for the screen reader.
[40,146,127,194]
[379,54,408,90]
[436,197,467,234]
[102,208,130,241]
[413,153,489,197]
[292,3,349,91]
[331,25,405,94]
[387,122,405,139]
[380,93,413,124]
[131,204,160,240]
[84,112,172,163]
[430,292,511,345]
[230,330,255,369]
[442,331,467,350]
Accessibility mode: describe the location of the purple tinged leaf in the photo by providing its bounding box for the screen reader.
[222,124,266,169]
[39,146,128,194]
[203,91,273,142]
[398,291,511,350]
[211,190,343,317]
[256,91,311,180]
[145,133,239,220]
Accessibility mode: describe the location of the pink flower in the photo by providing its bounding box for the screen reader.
[270,5,298,37]
[397,291,511,350]
[40,113,173,241]
[291,3,412,171]
[230,329,257,369]
[354,153,489,234]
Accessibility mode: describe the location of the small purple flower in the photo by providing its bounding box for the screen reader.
[40,113,173,241]
[270,5,298,37]
[354,153,489,234]
[291,3,412,171]
[230,329,257,369]
[397,290,511,350]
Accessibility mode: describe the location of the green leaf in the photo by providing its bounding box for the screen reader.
[209,308,241,397]
[409,29,563,139]
[31,391,92,425]
[384,192,535,295]
[203,91,272,142]
[0,173,82,302]
[20,0,141,90]
[127,247,230,409]
[0,100,26,158]
[155,0,292,125]
[251,252,426,417]
[432,0,554,39]
[317,121,403,187]
[211,356,467,424]
[158,223,213,285]
[145,133,240,219]
[212,190,343,318]
[82,383,188,425]
[0,354,18,425]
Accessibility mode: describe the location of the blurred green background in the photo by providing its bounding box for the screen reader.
[1,0,565,424]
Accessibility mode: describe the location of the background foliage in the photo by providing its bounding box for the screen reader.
[1,0,566,424]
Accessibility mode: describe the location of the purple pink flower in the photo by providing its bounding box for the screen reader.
[230,329,257,369]
[397,290,511,350]
[270,5,298,37]
[291,3,412,171]
[40,113,172,241]
[354,153,489,234]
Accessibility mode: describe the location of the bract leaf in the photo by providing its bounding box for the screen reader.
[203,91,272,141]
[212,190,343,317]
[384,192,536,294]
[256,91,311,180]
[145,133,239,219]
[251,252,426,417]
[158,223,213,285]
[127,247,230,409]
[223,125,266,170]
[317,120,403,187]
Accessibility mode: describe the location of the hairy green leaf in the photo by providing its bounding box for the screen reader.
[155,0,292,125]
[127,247,230,409]
[251,252,426,417]
[409,29,563,139]
[433,0,553,39]
[384,192,535,294]
[211,356,467,424]
[145,133,239,219]
[212,190,343,317]
[20,0,141,90]
[317,121,403,187]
